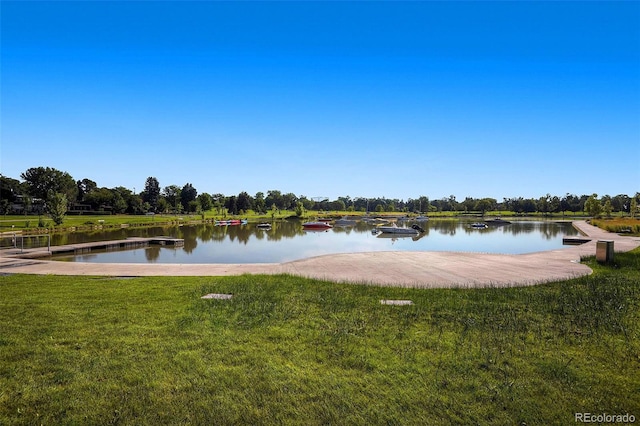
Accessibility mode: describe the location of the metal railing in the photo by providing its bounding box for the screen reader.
[0,233,50,253]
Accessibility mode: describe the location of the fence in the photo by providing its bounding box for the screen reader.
[0,233,50,253]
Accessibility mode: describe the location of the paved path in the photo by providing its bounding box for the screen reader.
[1,221,638,288]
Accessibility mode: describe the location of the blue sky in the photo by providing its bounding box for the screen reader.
[2,1,639,201]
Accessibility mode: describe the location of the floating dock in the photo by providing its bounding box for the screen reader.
[3,237,184,259]
[562,236,591,245]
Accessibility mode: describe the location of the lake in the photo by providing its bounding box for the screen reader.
[50,219,580,264]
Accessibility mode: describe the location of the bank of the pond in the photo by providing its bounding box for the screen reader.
[2,221,639,288]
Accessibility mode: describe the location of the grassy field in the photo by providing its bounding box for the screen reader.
[1,249,639,425]
[591,217,640,235]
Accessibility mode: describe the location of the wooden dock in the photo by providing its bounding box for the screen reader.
[3,237,184,259]
[562,236,591,245]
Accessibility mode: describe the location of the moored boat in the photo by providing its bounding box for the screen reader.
[377,223,420,234]
[334,216,357,226]
[471,223,488,229]
[215,219,248,226]
[302,221,333,230]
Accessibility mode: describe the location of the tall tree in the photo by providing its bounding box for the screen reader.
[225,195,238,215]
[180,183,198,212]
[76,178,97,202]
[254,192,266,214]
[266,190,284,210]
[141,177,160,211]
[0,174,25,202]
[474,198,497,215]
[47,192,68,225]
[236,191,253,213]
[197,193,213,212]
[163,185,181,213]
[584,194,602,218]
[21,167,77,203]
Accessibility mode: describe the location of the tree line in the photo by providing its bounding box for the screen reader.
[1,167,639,223]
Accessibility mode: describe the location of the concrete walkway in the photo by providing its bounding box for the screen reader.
[1,221,639,288]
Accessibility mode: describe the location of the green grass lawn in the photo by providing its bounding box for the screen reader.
[1,249,639,425]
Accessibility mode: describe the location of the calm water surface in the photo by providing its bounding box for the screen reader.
[52,219,579,264]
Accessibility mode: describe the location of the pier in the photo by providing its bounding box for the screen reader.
[562,236,591,245]
[2,237,184,259]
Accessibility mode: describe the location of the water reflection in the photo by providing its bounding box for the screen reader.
[51,219,579,264]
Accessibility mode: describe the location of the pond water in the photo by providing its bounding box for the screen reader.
[50,219,579,264]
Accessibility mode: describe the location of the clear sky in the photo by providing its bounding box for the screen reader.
[2,1,639,201]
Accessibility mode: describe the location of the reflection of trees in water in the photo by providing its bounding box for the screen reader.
[52,226,174,245]
[226,226,251,245]
[145,246,160,262]
[199,225,216,242]
[177,226,198,253]
[265,222,305,241]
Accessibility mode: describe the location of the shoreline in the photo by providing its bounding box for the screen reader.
[1,221,639,288]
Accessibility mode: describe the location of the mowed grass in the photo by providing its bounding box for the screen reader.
[1,250,639,425]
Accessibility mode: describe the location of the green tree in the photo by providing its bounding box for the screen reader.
[254,192,266,214]
[584,194,602,218]
[47,192,68,225]
[163,185,181,213]
[295,201,305,217]
[237,191,253,213]
[266,190,284,210]
[197,193,212,212]
[0,174,25,202]
[474,198,496,216]
[603,199,613,217]
[0,199,9,215]
[21,167,77,203]
[226,195,238,215]
[111,192,128,214]
[84,188,114,210]
[181,183,198,212]
[141,177,160,211]
[283,193,298,210]
[76,178,97,202]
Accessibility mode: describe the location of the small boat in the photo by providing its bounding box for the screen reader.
[471,223,488,229]
[334,216,357,226]
[414,215,429,222]
[256,223,272,230]
[377,223,420,234]
[215,219,248,226]
[302,221,333,230]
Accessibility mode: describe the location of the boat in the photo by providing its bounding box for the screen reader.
[256,223,272,230]
[334,216,357,226]
[414,215,429,222]
[215,219,248,226]
[302,221,333,230]
[377,233,425,242]
[470,223,488,229]
[377,223,420,235]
